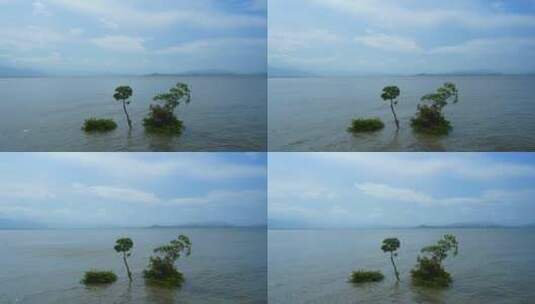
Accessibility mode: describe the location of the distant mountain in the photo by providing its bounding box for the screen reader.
[0,66,45,77]
[416,222,504,229]
[147,222,266,229]
[0,218,45,229]
[268,66,315,78]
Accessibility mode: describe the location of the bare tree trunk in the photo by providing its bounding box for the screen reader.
[390,100,400,130]
[123,253,132,282]
[122,101,132,129]
[390,252,400,282]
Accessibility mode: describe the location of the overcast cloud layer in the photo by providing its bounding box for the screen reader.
[0,153,266,228]
[269,0,535,75]
[269,153,535,228]
[0,0,266,74]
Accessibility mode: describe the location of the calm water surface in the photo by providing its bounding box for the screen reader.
[0,76,266,151]
[269,76,535,151]
[0,228,266,304]
[268,228,535,304]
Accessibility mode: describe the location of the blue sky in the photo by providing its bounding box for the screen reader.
[0,0,266,75]
[269,153,535,228]
[269,0,535,75]
[0,153,266,228]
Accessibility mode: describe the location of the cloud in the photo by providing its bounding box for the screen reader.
[73,183,160,205]
[313,0,535,29]
[167,190,265,206]
[313,153,535,180]
[33,0,51,16]
[47,0,265,29]
[355,33,422,52]
[355,182,481,206]
[90,35,146,53]
[156,38,265,55]
[0,183,56,200]
[0,26,64,50]
[428,38,535,55]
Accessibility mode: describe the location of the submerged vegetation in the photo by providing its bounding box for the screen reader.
[381,238,401,282]
[114,238,134,282]
[348,118,385,133]
[411,82,459,135]
[81,270,117,285]
[143,83,192,135]
[411,234,459,288]
[82,118,117,132]
[114,86,134,129]
[380,86,401,130]
[143,234,192,288]
[350,270,384,283]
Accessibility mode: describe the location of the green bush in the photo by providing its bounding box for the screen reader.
[81,270,118,285]
[349,270,384,283]
[143,256,185,288]
[143,105,184,135]
[82,118,117,133]
[410,105,451,135]
[347,118,385,133]
[411,257,452,288]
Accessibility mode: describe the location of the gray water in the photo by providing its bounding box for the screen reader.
[0,228,267,304]
[269,76,535,151]
[0,76,267,152]
[268,228,535,304]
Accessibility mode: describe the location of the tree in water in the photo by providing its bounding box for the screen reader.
[381,238,401,282]
[411,82,459,135]
[114,86,133,129]
[143,83,191,135]
[143,234,192,287]
[380,86,401,130]
[114,238,134,282]
[411,234,459,288]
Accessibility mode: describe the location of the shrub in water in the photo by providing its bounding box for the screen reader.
[411,82,458,135]
[410,105,451,135]
[81,270,118,285]
[349,270,384,283]
[82,118,117,133]
[143,83,191,136]
[348,118,385,133]
[143,234,192,288]
[411,234,458,288]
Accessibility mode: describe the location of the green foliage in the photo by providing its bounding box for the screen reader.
[381,238,401,281]
[114,86,133,128]
[348,118,385,133]
[381,238,400,253]
[411,82,458,135]
[81,270,117,285]
[115,238,134,281]
[144,83,191,135]
[349,270,384,283]
[410,105,452,135]
[143,105,184,135]
[143,234,192,288]
[113,86,133,103]
[411,234,459,288]
[411,257,452,288]
[381,86,400,102]
[82,118,117,132]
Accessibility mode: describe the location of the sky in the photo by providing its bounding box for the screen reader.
[269,153,535,228]
[0,0,266,75]
[269,0,535,75]
[0,153,266,228]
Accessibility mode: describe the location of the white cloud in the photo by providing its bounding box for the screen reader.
[0,26,64,50]
[156,38,265,55]
[313,0,535,29]
[33,0,51,16]
[47,0,265,29]
[168,190,264,206]
[0,183,55,201]
[429,38,535,55]
[90,35,146,53]
[269,29,340,54]
[73,183,160,205]
[355,33,422,52]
